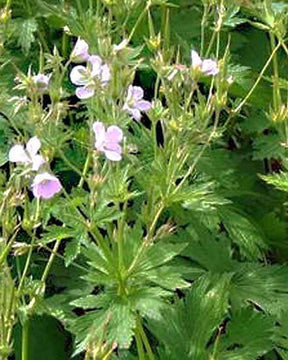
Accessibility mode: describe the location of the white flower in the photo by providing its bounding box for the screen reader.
[9,136,45,171]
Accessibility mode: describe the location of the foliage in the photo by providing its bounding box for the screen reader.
[1,0,288,359]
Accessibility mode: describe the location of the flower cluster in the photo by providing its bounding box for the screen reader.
[9,137,62,199]
[70,39,111,99]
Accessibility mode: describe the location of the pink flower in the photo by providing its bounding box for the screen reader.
[191,50,219,76]
[9,136,45,171]
[92,122,123,161]
[123,85,151,121]
[32,172,62,199]
[32,74,51,91]
[70,55,111,99]
[70,38,90,63]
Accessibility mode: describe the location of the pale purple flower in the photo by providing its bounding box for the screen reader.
[123,85,151,121]
[32,74,51,91]
[70,38,90,63]
[191,50,219,76]
[70,55,111,99]
[32,172,62,199]
[92,121,123,161]
[9,136,45,171]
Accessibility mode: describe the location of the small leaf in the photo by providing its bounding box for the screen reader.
[17,19,38,54]
[64,239,80,267]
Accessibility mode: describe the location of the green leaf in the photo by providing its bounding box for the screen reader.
[17,18,38,54]
[260,172,288,193]
[149,274,231,360]
[64,238,81,267]
[132,242,187,275]
[231,264,288,315]
[253,133,285,161]
[107,302,136,349]
[218,207,267,259]
[218,307,275,360]
[40,225,74,245]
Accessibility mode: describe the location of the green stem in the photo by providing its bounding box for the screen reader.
[172,109,221,196]
[18,199,40,293]
[135,325,145,360]
[21,319,29,360]
[233,40,281,114]
[128,3,149,42]
[41,239,61,283]
[269,33,281,109]
[78,153,90,187]
[138,318,154,360]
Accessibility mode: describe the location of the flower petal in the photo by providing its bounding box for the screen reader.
[32,172,62,199]
[93,121,106,150]
[135,100,151,112]
[76,86,94,99]
[129,107,142,121]
[89,55,102,77]
[104,149,122,161]
[9,145,30,163]
[31,154,45,171]
[70,66,88,86]
[26,136,41,157]
[71,38,90,63]
[191,50,202,68]
[201,59,219,76]
[106,125,123,143]
[129,86,144,101]
[101,64,111,84]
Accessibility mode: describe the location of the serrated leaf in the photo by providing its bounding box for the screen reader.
[40,226,74,245]
[253,133,285,161]
[149,274,231,360]
[218,307,275,360]
[17,18,38,54]
[218,207,267,259]
[107,302,136,349]
[64,239,81,267]
[132,242,187,275]
[260,172,288,193]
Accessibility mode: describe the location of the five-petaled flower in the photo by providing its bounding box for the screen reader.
[32,73,51,92]
[93,121,123,161]
[32,172,62,199]
[123,85,151,121]
[70,55,111,99]
[9,136,45,171]
[71,38,90,63]
[191,50,219,76]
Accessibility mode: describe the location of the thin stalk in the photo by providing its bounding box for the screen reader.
[128,3,149,42]
[269,33,281,109]
[200,5,208,56]
[41,239,61,283]
[172,109,221,196]
[40,243,88,272]
[233,41,281,114]
[18,198,41,293]
[135,326,146,360]
[138,317,154,360]
[78,152,90,187]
